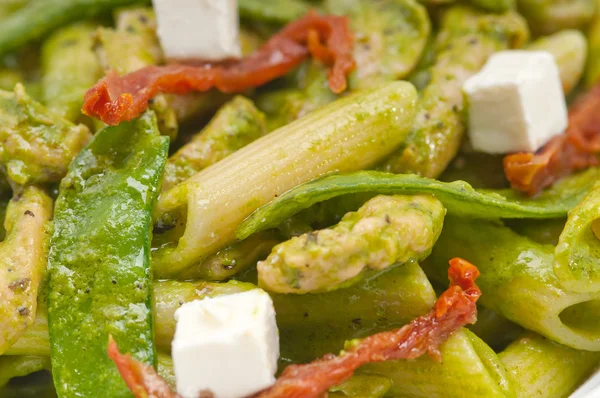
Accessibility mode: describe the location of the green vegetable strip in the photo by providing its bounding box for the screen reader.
[162,96,267,192]
[236,169,600,240]
[0,84,91,186]
[238,0,310,24]
[0,355,50,389]
[152,82,418,278]
[527,30,587,94]
[380,6,529,178]
[467,307,523,351]
[324,0,430,90]
[41,23,103,122]
[555,183,600,293]
[0,186,52,355]
[258,194,445,294]
[47,112,168,397]
[499,333,600,398]
[585,0,600,87]
[425,216,600,351]
[517,0,597,36]
[0,0,150,56]
[96,6,179,139]
[359,329,515,398]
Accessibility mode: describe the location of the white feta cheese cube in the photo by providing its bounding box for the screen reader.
[152,0,241,62]
[172,289,279,398]
[462,50,568,154]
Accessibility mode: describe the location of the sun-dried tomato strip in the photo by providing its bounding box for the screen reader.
[83,11,354,126]
[107,258,481,398]
[504,82,600,196]
[108,337,180,398]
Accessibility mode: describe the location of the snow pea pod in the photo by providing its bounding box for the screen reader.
[237,169,600,240]
[555,183,600,293]
[47,111,168,397]
[0,0,150,56]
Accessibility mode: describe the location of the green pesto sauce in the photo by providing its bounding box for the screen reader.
[47,112,168,398]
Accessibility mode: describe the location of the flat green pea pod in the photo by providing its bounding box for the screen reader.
[0,186,52,355]
[236,169,600,239]
[555,183,600,293]
[162,96,267,192]
[0,355,50,389]
[0,84,91,186]
[517,0,596,36]
[238,0,310,25]
[47,112,168,397]
[258,194,445,293]
[585,0,600,87]
[499,333,600,397]
[41,23,102,123]
[425,216,600,351]
[379,6,529,178]
[325,0,430,90]
[528,30,587,94]
[358,329,516,398]
[96,6,179,139]
[0,0,151,56]
[152,81,418,277]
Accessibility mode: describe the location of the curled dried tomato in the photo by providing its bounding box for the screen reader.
[83,11,355,126]
[504,82,600,196]
[108,258,481,398]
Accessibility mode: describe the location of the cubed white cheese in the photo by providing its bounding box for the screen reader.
[462,50,568,154]
[172,289,279,398]
[152,0,241,61]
